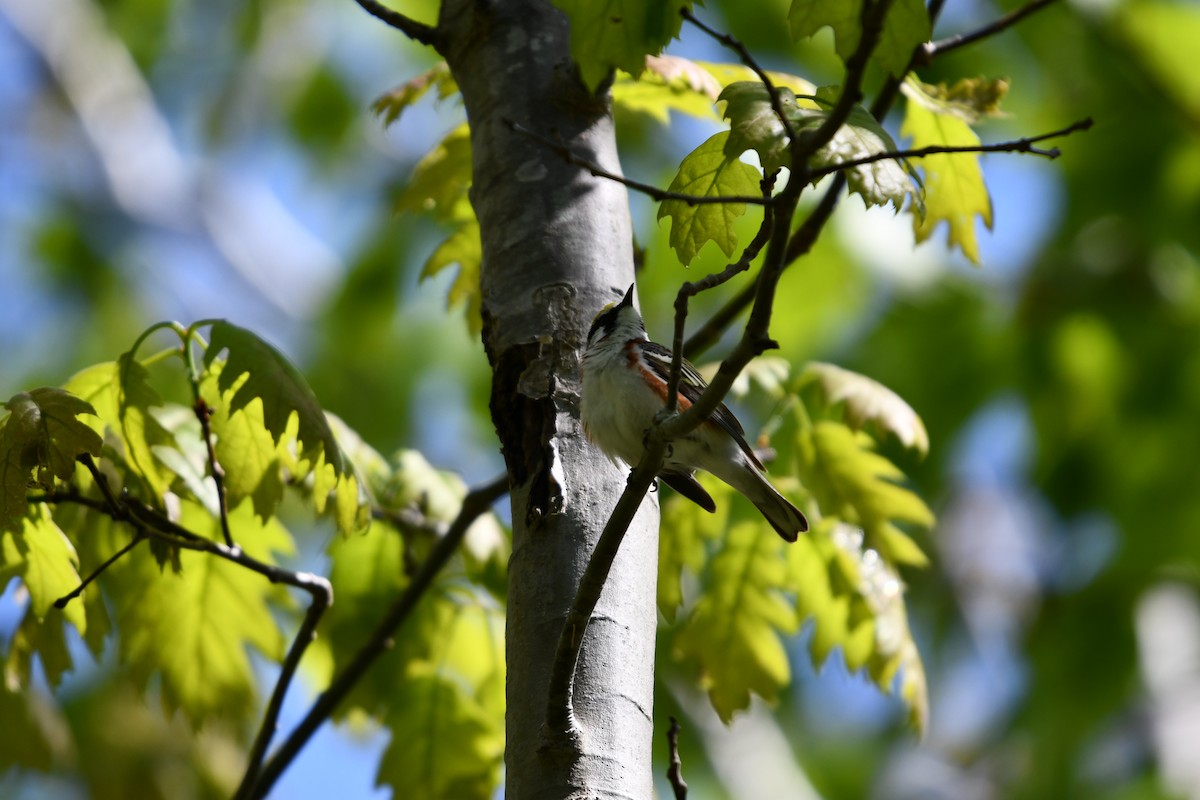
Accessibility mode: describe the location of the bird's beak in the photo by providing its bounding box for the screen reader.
[620,283,635,309]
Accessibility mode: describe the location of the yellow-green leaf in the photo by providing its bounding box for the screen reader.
[422,218,483,336]
[551,0,692,91]
[795,420,932,566]
[901,77,993,263]
[107,501,293,726]
[0,506,86,633]
[659,475,732,622]
[674,521,798,722]
[801,361,929,456]
[788,0,930,77]
[657,131,762,266]
[372,62,458,128]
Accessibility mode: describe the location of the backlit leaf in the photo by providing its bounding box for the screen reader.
[901,77,993,263]
[659,474,732,622]
[106,500,293,726]
[657,131,762,266]
[203,320,345,473]
[372,62,458,127]
[795,420,932,566]
[801,361,929,455]
[787,0,929,77]
[0,506,86,632]
[551,0,692,90]
[674,521,798,722]
[422,218,483,335]
[0,388,102,531]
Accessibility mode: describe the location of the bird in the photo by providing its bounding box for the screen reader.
[580,284,807,542]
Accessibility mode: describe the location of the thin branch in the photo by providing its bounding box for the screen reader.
[53,531,143,609]
[681,9,799,145]
[667,175,776,408]
[193,398,234,547]
[250,474,509,800]
[667,717,688,800]
[808,117,1095,179]
[235,572,333,800]
[922,0,1058,62]
[351,0,440,48]
[505,119,772,207]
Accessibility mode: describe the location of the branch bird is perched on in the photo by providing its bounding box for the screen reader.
[580,284,808,542]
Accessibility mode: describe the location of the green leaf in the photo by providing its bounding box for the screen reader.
[795,420,932,566]
[397,124,473,223]
[900,77,993,263]
[116,353,176,499]
[107,500,293,726]
[0,388,103,531]
[612,57,819,125]
[0,506,86,633]
[203,320,345,473]
[3,603,75,689]
[657,132,763,266]
[659,475,732,622]
[800,362,929,456]
[914,76,1011,123]
[718,81,919,211]
[674,521,798,722]
[787,0,930,77]
[0,684,68,772]
[372,62,458,127]
[422,218,483,335]
[551,0,692,90]
[210,396,284,522]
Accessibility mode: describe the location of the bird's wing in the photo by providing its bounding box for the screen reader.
[640,341,765,471]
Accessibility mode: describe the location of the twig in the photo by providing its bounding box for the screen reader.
[235,572,333,800]
[351,0,440,48]
[250,474,509,800]
[666,176,775,409]
[53,531,143,609]
[808,117,1095,178]
[922,0,1058,62]
[193,398,234,547]
[681,9,799,146]
[667,716,688,800]
[505,119,771,207]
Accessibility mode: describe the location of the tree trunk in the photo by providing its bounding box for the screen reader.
[439,1,659,798]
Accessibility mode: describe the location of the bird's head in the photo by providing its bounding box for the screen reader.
[586,284,645,350]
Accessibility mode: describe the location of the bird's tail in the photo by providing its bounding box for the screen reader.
[735,469,808,542]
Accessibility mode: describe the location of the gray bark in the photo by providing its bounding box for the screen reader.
[439,1,659,797]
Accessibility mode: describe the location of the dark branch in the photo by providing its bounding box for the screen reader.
[194,398,234,547]
[351,0,440,48]
[808,117,1095,179]
[667,717,688,800]
[250,474,509,799]
[235,572,333,800]
[505,119,772,207]
[53,529,143,609]
[681,9,799,145]
[667,175,776,407]
[922,0,1059,62]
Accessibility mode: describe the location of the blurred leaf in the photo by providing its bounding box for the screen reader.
[794,419,932,566]
[1118,1,1200,119]
[286,66,357,152]
[901,77,993,263]
[657,131,762,265]
[107,501,293,727]
[397,124,473,222]
[916,76,1011,123]
[0,506,86,632]
[0,684,70,771]
[4,604,75,689]
[659,474,732,621]
[376,597,504,800]
[372,62,458,127]
[801,361,929,455]
[0,388,102,531]
[674,521,798,722]
[787,0,929,77]
[422,218,484,335]
[551,0,692,90]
